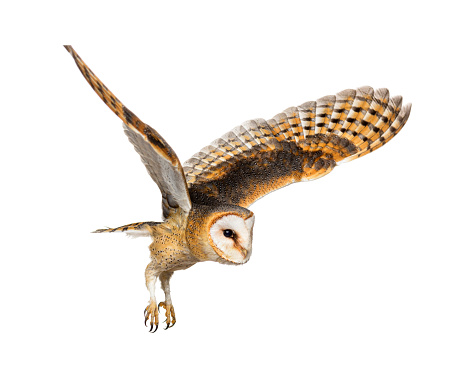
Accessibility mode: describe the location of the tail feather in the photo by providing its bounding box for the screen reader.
[93,221,161,237]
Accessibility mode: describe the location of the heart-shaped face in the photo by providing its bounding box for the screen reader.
[209,213,255,264]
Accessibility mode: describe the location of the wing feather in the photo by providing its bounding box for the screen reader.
[185,87,411,207]
[314,95,336,136]
[64,46,191,217]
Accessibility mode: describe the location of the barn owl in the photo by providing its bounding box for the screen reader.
[64,46,411,332]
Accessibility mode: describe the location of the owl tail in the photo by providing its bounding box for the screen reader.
[93,221,161,238]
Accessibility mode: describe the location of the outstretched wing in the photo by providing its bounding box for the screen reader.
[184,87,411,208]
[64,46,191,218]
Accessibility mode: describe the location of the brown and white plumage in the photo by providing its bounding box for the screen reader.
[185,87,410,207]
[64,46,191,219]
[64,46,411,332]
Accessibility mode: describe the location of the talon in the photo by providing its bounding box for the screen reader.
[170,306,176,327]
[158,303,175,330]
[144,303,159,332]
[152,319,159,332]
[144,302,173,332]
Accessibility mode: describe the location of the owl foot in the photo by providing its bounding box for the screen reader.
[144,302,159,333]
[158,302,176,330]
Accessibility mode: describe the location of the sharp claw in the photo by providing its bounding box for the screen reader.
[149,323,158,333]
[144,303,170,332]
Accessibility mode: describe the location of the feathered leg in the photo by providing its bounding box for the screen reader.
[158,271,176,329]
[144,262,160,332]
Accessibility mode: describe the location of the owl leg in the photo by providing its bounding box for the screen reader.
[144,261,160,333]
[158,271,176,329]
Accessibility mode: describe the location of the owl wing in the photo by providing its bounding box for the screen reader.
[184,87,411,208]
[64,46,191,217]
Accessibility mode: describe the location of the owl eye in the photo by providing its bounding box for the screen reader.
[223,229,234,238]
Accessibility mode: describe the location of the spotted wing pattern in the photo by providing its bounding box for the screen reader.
[64,46,192,217]
[184,87,411,208]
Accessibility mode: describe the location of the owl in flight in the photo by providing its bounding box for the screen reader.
[64,46,411,332]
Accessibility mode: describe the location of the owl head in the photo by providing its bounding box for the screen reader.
[209,211,255,264]
[187,204,255,265]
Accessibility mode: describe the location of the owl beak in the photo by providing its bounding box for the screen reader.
[240,247,248,258]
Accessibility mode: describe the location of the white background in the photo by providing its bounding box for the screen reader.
[1,1,469,366]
